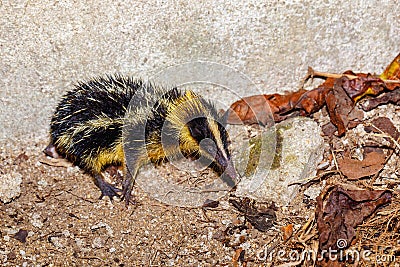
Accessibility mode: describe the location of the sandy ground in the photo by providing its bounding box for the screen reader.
[0,138,301,266]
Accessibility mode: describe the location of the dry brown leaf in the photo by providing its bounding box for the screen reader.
[226,53,400,137]
[280,224,294,242]
[341,71,387,102]
[226,90,306,125]
[316,185,391,254]
[295,78,334,114]
[324,77,363,136]
[361,87,400,111]
[337,151,386,180]
[364,117,400,145]
[229,197,277,232]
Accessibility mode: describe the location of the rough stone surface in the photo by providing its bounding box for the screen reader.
[235,117,324,206]
[1,0,399,145]
[0,172,22,203]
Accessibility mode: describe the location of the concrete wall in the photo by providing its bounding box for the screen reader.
[1,0,399,146]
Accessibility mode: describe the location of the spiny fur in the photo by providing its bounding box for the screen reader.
[49,75,234,204]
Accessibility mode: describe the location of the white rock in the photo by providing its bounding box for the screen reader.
[49,236,64,248]
[91,237,104,249]
[37,179,48,188]
[90,222,114,237]
[30,213,43,228]
[235,117,324,206]
[0,172,22,203]
[304,181,325,200]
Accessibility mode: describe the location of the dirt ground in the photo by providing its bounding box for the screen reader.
[0,138,296,267]
[1,101,400,266]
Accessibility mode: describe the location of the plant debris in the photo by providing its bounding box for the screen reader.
[281,224,294,242]
[337,151,387,180]
[202,199,220,208]
[226,89,307,125]
[364,116,400,142]
[232,247,246,267]
[323,76,364,136]
[316,185,392,255]
[361,87,400,111]
[226,53,400,136]
[13,229,28,243]
[229,197,277,232]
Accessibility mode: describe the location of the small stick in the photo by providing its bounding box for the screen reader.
[331,148,343,179]
[307,67,400,84]
[364,122,400,186]
[308,67,358,80]
[288,170,339,186]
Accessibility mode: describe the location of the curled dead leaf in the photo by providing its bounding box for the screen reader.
[361,87,400,111]
[341,71,386,102]
[226,53,400,137]
[226,90,307,125]
[229,197,277,232]
[316,185,391,253]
